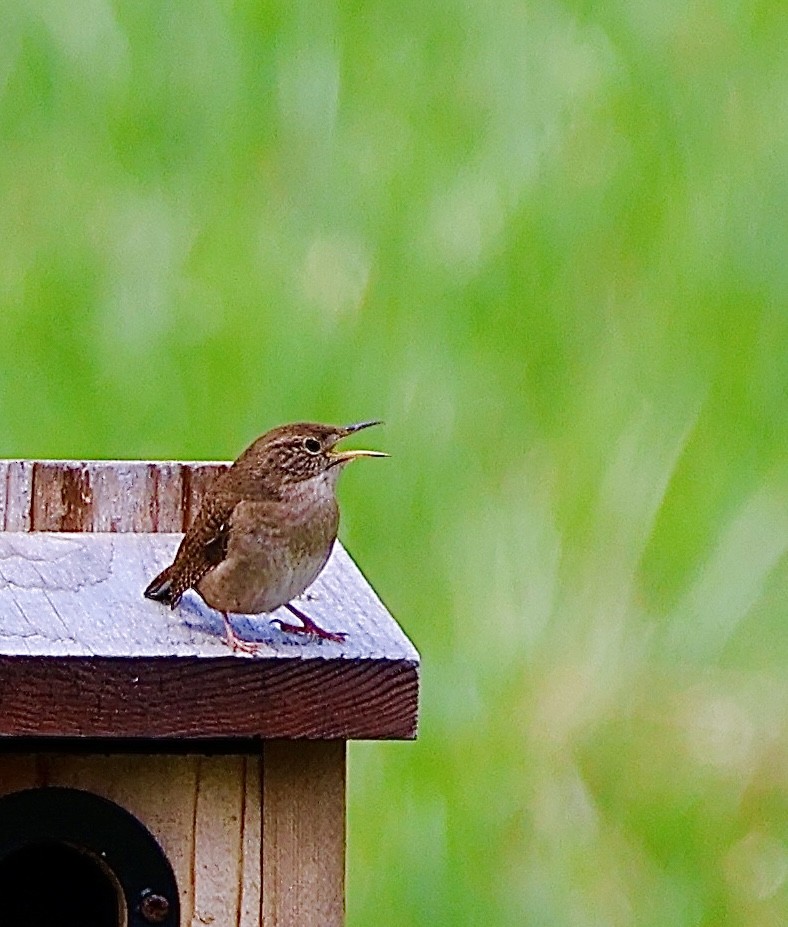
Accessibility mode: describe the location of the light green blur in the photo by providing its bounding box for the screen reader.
[0,2,786,925]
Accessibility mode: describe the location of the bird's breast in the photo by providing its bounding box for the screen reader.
[196,490,339,615]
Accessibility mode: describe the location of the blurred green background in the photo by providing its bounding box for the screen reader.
[1,1,786,924]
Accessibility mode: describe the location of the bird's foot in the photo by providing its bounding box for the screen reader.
[221,612,264,655]
[273,603,347,643]
[226,631,265,655]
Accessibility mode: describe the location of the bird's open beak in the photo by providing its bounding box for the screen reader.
[329,420,388,464]
[343,420,383,434]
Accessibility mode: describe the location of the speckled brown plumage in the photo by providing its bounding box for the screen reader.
[144,421,386,652]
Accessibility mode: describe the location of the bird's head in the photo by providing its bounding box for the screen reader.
[241,420,387,491]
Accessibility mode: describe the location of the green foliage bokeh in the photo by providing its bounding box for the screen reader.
[1,2,786,924]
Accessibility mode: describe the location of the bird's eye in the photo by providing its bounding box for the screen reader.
[303,437,321,454]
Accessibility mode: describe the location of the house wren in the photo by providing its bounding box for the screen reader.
[144,421,386,653]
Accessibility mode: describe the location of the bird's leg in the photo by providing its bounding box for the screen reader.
[220,611,264,655]
[274,602,347,642]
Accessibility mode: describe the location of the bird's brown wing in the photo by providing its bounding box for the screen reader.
[145,489,238,608]
[144,455,284,608]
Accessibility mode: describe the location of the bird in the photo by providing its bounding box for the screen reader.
[144,420,386,653]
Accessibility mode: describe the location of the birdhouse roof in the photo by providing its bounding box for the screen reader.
[0,461,419,742]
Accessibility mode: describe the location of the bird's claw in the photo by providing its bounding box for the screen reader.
[272,618,347,643]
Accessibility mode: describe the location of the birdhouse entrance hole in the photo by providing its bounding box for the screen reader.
[0,787,179,927]
[0,840,121,927]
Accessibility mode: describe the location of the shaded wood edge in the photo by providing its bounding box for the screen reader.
[0,657,419,741]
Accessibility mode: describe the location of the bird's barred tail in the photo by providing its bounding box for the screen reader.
[144,566,177,605]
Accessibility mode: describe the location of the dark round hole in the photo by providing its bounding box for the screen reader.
[0,841,121,927]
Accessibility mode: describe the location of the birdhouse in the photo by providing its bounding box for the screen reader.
[0,460,419,926]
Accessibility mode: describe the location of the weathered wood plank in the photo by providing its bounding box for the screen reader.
[1,459,229,533]
[192,755,247,925]
[0,753,263,927]
[0,534,418,739]
[262,741,345,927]
[242,754,264,925]
[1,461,34,531]
[0,533,416,660]
[0,654,418,740]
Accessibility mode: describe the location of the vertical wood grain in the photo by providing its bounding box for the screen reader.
[241,756,263,925]
[0,460,229,534]
[30,462,93,531]
[0,753,263,927]
[1,461,34,530]
[262,741,346,927]
[192,755,246,925]
[89,463,169,532]
[143,463,186,532]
